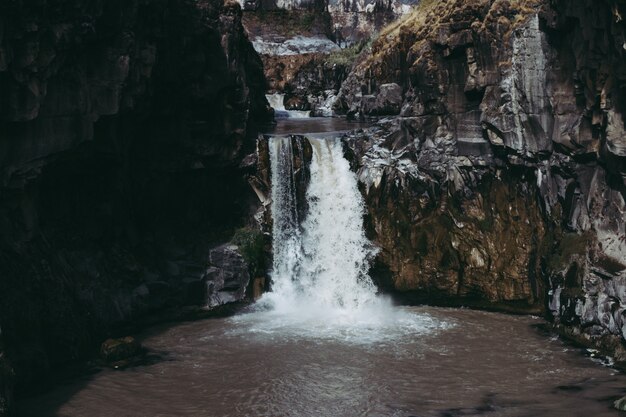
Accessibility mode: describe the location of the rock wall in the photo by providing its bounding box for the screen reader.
[241,0,418,115]
[0,0,270,413]
[338,0,626,352]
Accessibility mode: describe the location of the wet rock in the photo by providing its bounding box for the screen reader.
[100,337,142,363]
[251,277,266,300]
[372,83,403,115]
[260,52,350,115]
[284,95,310,111]
[344,122,545,309]
[206,245,251,308]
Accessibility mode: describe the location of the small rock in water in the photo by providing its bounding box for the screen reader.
[614,395,626,411]
[100,336,142,363]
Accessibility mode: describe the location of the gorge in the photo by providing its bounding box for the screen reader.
[1,0,626,415]
[18,125,626,417]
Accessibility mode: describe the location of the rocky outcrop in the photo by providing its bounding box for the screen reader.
[206,244,251,307]
[0,0,270,413]
[100,336,142,363]
[338,0,626,351]
[344,119,546,312]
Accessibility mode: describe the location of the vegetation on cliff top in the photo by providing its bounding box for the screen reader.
[325,37,374,67]
[359,0,542,80]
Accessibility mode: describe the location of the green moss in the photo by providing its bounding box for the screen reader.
[231,227,265,276]
[325,38,373,67]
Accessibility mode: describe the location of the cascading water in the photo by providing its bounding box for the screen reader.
[266,93,311,119]
[268,136,303,302]
[270,137,379,311]
[232,134,448,343]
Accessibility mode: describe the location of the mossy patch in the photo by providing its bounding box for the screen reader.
[325,38,373,67]
[231,227,266,276]
[355,0,542,85]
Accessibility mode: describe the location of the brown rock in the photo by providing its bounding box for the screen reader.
[100,337,142,363]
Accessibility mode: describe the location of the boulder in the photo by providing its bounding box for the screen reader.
[372,83,403,115]
[205,245,251,307]
[100,337,142,363]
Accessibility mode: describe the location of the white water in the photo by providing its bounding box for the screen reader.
[266,93,311,119]
[235,135,449,343]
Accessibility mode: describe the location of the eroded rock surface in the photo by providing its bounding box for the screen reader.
[338,0,626,351]
[206,244,251,307]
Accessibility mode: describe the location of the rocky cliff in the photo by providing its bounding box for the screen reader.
[240,0,418,115]
[0,0,270,414]
[337,0,626,355]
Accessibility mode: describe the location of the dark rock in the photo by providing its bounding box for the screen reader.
[0,0,270,407]
[0,334,14,417]
[251,277,266,300]
[284,95,310,111]
[206,244,251,307]
[182,277,208,306]
[337,0,626,347]
[100,336,142,363]
[367,83,403,115]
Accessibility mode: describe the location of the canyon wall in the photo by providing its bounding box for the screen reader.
[241,0,418,115]
[337,0,626,353]
[0,0,270,414]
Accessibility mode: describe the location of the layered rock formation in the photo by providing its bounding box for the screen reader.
[337,0,626,351]
[0,0,270,413]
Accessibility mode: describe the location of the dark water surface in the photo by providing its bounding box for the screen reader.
[262,117,370,135]
[21,307,626,417]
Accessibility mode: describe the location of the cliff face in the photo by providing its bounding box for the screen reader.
[0,0,270,413]
[338,0,626,348]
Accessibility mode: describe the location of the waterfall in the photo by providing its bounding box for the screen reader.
[233,134,448,343]
[268,136,302,301]
[267,135,380,313]
[266,93,311,119]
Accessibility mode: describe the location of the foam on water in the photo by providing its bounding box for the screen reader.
[233,135,448,343]
[229,304,451,345]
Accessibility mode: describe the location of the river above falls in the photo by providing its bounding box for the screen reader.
[263,117,370,135]
[21,306,626,417]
